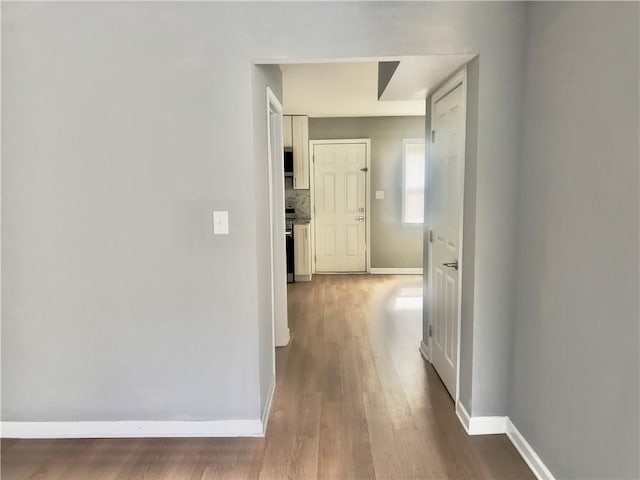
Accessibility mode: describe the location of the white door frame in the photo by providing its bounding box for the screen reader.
[426,67,467,403]
[309,139,371,274]
[266,87,290,356]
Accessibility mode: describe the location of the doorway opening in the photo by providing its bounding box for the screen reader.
[260,55,472,415]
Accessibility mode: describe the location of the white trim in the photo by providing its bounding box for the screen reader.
[419,340,430,362]
[280,327,291,344]
[370,267,423,274]
[1,420,264,439]
[266,87,289,350]
[455,401,507,435]
[455,401,471,433]
[453,406,555,479]
[426,66,467,402]
[261,375,276,435]
[469,416,508,435]
[256,56,407,65]
[506,419,556,480]
[310,139,371,274]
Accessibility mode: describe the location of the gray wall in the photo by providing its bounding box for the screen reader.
[458,57,480,411]
[2,2,526,423]
[252,64,283,417]
[2,2,265,421]
[309,116,425,269]
[510,3,639,478]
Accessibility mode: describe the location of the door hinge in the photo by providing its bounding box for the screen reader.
[429,325,433,337]
[360,167,368,172]
[429,230,434,243]
[431,130,436,143]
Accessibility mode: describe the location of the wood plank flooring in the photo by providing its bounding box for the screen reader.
[1,275,534,480]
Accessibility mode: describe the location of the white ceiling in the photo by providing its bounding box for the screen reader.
[280,62,424,118]
[380,54,475,101]
[280,55,475,118]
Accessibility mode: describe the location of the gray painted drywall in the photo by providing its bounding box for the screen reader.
[2,2,265,421]
[510,3,639,478]
[251,64,282,417]
[309,117,425,269]
[2,1,526,423]
[423,55,516,415]
[459,57,480,411]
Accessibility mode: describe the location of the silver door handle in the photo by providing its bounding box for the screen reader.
[443,261,459,270]
[354,216,365,222]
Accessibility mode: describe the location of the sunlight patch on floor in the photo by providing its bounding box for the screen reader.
[393,295,423,310]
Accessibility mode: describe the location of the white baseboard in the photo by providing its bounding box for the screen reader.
[455,401,471,433]
[261,375,276,434]
[275,327,290,347]
[1,419,265,439]
[454,403,554,479]
[506,419,555,480]
[469,415,508,435]
[455,401,507,435]
[370,268,423,274]
[419,340,430,362]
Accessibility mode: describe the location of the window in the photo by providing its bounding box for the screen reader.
[402,138,426,224]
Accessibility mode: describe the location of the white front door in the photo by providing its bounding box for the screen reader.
[313,142,367,272]
[428,76,466,399]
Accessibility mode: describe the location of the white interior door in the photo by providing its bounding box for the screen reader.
[428,77,466,399]
[313,142,367,272]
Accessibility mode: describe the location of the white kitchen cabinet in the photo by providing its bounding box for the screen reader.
[291,116,309,189]
[289,115,309,190]
[293,223,312,281]
[283,115,292,148]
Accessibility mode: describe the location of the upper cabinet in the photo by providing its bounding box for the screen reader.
[283,116,293,149]
[284,115,309,190]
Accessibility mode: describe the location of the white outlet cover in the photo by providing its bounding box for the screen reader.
[375,190,385,200]
[213,211,229,235]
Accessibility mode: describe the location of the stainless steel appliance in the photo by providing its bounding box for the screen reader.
[284,148,294,177]
[285,208,296,283]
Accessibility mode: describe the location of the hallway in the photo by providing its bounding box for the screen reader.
[263,274,532,479]
[1,275,533,480]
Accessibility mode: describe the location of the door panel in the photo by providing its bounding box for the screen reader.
[314,143,367,272]
[428,81,465,399]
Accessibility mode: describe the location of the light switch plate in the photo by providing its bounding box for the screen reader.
[375,190,385,200]
[213,211,229,235]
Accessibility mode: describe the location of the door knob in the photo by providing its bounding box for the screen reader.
[443,261,459,270]
[354,216,365,222]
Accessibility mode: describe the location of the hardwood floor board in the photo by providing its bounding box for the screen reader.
[286,393,321,480]
[1,439,19,456]
[258,407,297,480]
[317,399,375,480]
[2,275,534,480]
[112,439,168,480]
[363,392,436,480]
[1,440,64,480]
[55,439,143,480]
[200,439,264,480]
